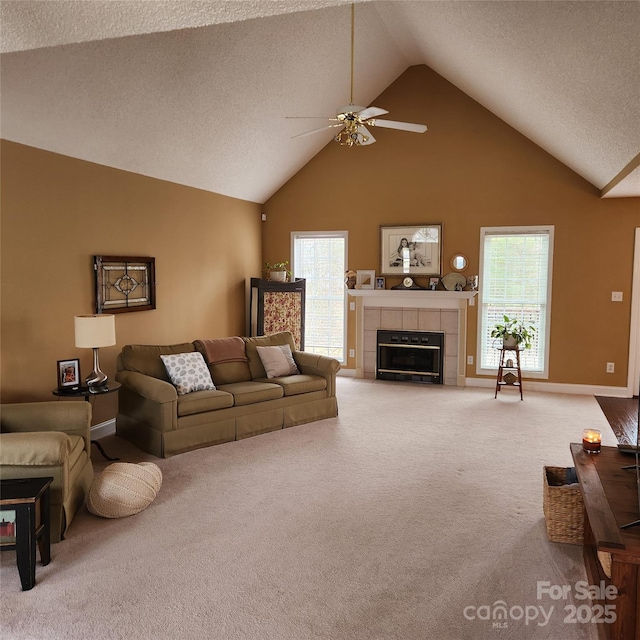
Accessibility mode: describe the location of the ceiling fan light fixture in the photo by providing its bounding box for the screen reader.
[289,3,427,146]
[334,125,369,147]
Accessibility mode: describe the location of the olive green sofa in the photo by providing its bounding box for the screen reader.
[115,332,340,458]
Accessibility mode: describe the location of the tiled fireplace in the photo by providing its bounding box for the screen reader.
[347,290,478,386]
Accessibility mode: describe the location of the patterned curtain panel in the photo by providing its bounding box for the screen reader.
[263,291,302,350]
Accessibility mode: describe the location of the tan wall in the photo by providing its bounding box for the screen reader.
[264,65,640,387]
[1,141,262,422]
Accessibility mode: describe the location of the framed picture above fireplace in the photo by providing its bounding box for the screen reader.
[380,224,442,277]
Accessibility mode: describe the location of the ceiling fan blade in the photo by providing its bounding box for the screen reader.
[358,125,376,145]
[357,106,389,120]
[291,124,343,139]
[286,117,339,120]
[369,119,428,133]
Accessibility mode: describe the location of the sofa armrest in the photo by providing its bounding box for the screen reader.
[293,351,341,397]
[115,370,177,403]
[1,401,91,455]
[0,431,74,466]
[115,370,178,435]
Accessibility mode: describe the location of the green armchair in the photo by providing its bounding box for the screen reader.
[0,402,94,542]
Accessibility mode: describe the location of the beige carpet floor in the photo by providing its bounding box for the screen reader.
[0,378,619,639]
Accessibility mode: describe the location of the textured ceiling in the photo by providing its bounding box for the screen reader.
[1,0,639,203]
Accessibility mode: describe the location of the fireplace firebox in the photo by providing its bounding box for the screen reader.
[377,330,444,384]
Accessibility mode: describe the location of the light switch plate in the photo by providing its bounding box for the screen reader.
[612,291,623,302]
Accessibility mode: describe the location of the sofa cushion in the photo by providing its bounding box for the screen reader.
[177,389,234,417]
[243,332,296,380]
[254,374,327,397]
[256,344,300,378]
[160,352,216,395]
[208,361,252,386]
[217,381,284,406]
[121,343,195,381]
[194,338,253,385]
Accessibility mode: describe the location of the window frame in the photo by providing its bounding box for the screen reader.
[291,230,349,365]
[476,225,554,379]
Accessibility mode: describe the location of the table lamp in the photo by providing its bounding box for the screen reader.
[74,314,116,388]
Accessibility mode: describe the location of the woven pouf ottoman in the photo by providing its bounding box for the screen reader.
[88,462,162,518]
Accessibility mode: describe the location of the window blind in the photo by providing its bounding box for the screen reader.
[479,229,552,374]
[292,233,347,362]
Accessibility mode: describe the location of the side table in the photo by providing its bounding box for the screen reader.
[0,477,53,590]
[494,347,523,400]
[52,382,121,461]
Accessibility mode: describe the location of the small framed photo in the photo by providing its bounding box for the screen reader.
[57,359,81,389]
[356,270,375,289]
[375,277,385,290]
[429,277,440,291]
[0,510,16,547]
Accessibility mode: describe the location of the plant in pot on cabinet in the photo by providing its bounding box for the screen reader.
[264,261,291,282]
[491,315,537,349]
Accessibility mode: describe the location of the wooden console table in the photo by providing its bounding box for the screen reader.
[570,443,640,640]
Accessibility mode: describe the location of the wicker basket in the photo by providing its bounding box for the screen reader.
[543,466,584,544]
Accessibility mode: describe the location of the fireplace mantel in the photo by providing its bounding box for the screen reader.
[347,289,478,385]
[347,289,476,310]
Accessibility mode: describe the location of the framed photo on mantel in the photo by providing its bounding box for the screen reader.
[380,224,442,277]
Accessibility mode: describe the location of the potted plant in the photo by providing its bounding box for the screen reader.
[264,261,291,282]
[490,315,537,349]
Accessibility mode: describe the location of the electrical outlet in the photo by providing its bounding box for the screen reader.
[349,349,355,358]
[467,355,474,365]
[349,301,355,311]
[606,362,615,373]
[611,291,623,302]
[468,297,475,306]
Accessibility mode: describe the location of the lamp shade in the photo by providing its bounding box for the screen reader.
[74,314,116,348]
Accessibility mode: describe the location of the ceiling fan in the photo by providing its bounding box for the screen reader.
[288,3,427,147]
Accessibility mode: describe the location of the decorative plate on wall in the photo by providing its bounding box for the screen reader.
[440,272,466,291]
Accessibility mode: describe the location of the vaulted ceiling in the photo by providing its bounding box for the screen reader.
[1,0,639,203]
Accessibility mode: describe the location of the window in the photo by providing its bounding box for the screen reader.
[292,232,347,362]
[477,226,554,377]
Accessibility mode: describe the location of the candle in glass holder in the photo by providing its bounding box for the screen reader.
[582,429,602,453]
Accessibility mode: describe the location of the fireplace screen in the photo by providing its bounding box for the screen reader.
[377,330,444,384]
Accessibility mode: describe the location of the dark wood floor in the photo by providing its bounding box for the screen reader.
[596,396,639,445]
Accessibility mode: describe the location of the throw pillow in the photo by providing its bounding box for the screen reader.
[160,352,216,395]
[256,344,300,378]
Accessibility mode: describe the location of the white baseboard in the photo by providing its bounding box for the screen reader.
[464,377,631,398]
[342,370,630,397]
[91,418,116,439]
